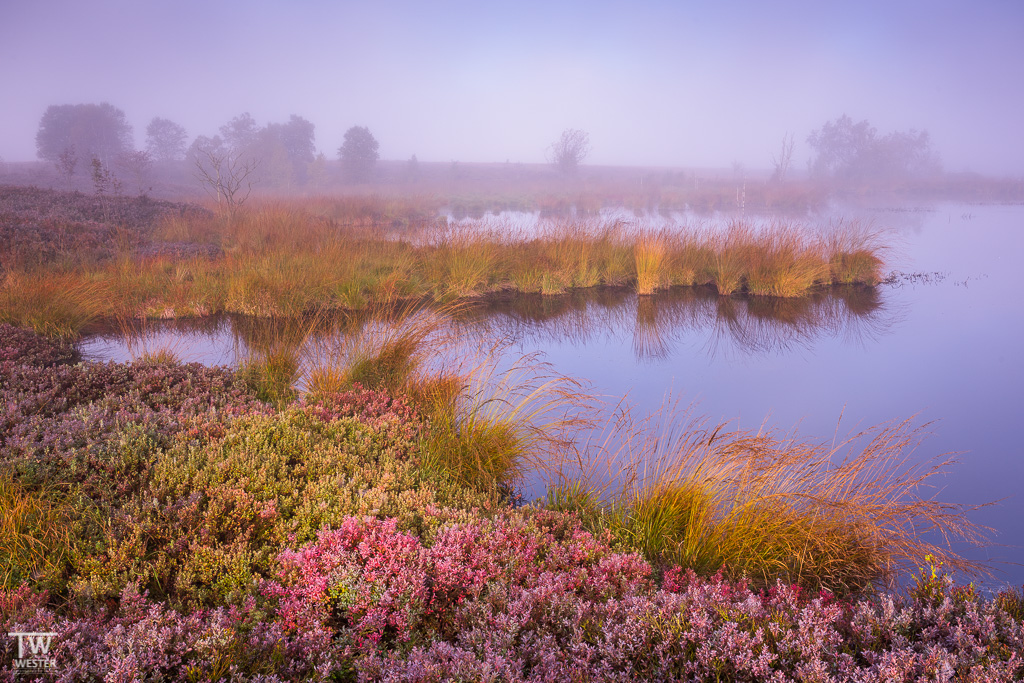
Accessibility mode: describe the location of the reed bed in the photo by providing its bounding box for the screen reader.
[0,191,888,336]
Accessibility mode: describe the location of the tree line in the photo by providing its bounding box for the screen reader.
[34,102,942,202]
[34,103,383,202]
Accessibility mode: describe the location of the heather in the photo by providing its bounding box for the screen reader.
[1,324,1021,680]
[0,184,211,268]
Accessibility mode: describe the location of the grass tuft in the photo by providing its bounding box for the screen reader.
[552,400,986,595]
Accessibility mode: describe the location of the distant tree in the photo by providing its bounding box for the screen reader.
[219,113,260,155]
[770,132,795,182]
[145,117,188,162]
[116,150,154,194]
[261,115,316,186]
[548,128,590,176]
[90,156,122,196]
[189,135,259,214]
[807,115,940,182]
[36,103,132,168]
[338,126,379,183]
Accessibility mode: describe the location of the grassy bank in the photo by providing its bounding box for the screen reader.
[2,321,1020,680]
[0,187,885,338]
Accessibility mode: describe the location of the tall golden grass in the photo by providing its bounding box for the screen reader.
[0,198,889,336]
[551,400,986,594]
[634,232,667,296]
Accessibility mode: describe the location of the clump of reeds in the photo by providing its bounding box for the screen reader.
[706,223,753,296]
[233,316,315,407]
[417,344,595,493]
[745,225,829,298]
[825,222,886,286]
[0,271,107,338]
[552,400,986,595]
[303,303,452,396]
[634,232,667,296]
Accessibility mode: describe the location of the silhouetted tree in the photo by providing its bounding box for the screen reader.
[36,103,132,168]
[808,115,940,182]
[90,156,121,196]
[189,135,259,213]
[405,154,420,182]
[548,128,590,175]
[338,126,379,182]
[145,117,188,162]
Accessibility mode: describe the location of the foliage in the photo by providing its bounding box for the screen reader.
[145,117,188,163]
[808,115,941,183]
[35,102,133,168]
[338,125,380,183]
[548,128,591,175]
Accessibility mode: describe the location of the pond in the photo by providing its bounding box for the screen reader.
[79,202,1024,589]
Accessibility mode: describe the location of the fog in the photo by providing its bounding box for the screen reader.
[1,0,1022,175]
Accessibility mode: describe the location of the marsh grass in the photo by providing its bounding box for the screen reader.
[745,225,830,297]
[634,232,667,295]
[1,192,889,334]
[232,316,315,407]
[552,400,986,594]
[0,474,73,589]
[0,270,107,338]
[303,303,453,396]
[114,316,184,365]
[826,223,887,286]
[417,345,596,492]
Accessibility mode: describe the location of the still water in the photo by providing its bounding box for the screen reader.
[80,202,1024,588]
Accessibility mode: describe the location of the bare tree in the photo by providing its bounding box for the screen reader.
[548,128,590,175]
[771,132,795,182]
[190,135,259,214]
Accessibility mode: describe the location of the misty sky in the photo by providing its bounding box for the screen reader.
[1,0,1022,174]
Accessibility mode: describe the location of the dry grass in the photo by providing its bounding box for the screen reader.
[0,195,888,340]
[417,344,596,492]
[634,232,668,295]
[552,400,987,594]
[0,270,108,338]
[825,222,887,286]
[745,225,830,297]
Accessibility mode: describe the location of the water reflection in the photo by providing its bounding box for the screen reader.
[454,286,898,362]
[82,286,898,370]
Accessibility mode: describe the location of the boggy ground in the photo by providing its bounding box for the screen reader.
[1,323,1022,681]
[0,186,886,338]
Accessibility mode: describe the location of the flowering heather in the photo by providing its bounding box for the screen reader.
[0,184,210,266]
[0,323,79,367]
[1,354,271,500]
[0,325,1021,680]
[267,513,1023,681]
